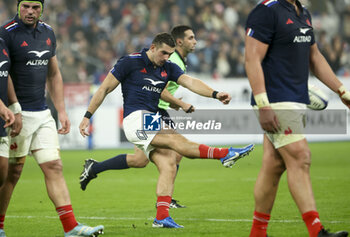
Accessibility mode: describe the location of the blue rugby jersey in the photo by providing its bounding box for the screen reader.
[0,38,10,136]
[0,15,56,111]
[246,0,315,105]
[111,48,184,118]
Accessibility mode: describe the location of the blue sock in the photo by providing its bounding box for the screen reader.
[92,154,129,175]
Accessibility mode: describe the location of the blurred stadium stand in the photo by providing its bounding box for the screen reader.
[1,0,349,83]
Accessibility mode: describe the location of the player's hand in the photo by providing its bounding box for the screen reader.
[169,98,181,111]
[79,117,90,137]
[169,103,180,110]
[216,92,231,104]
[182,103,195,113]
[0,107,15,128]
[10,113,22,137]
[258,106,280,133]
[58,112,70,134]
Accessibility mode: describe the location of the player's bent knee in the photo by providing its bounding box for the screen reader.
[9,156,26,165]
[33,148,60,164]
[175,153,182,164]
[287,149,311,171]
[131,158,149,168]
[296,149,311,163]
[39,159,64,177]
[127,153,149,168]
[300,150,312,168]
[7,163,24,183]
[136,159,149,168]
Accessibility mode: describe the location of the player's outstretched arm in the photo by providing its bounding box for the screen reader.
[176,74,231,104]
[0,99,15,128]
[245,36,280,133]
[309,43,350,109]
[160,88,194,113]
[79,72,120,137]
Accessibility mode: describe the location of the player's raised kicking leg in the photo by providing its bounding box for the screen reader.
[80,142,254,192]
[150,131,254,167]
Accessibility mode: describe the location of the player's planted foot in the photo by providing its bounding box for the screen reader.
[0,229,6,237]
[170,199,186,208]
[152,216,184,228]
[318,228,348,237]
[220,144,255,168]
[64,223,104,237]
[80,159,98,191]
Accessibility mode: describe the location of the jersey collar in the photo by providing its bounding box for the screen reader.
[14,14,43,33]
[174,50,187,67]
[279,0,303,14]
[141,48,156,67]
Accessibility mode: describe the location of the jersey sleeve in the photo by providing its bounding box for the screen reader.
[0,27,10,48]
[0,38,9,57]
[110,56,129,82]
[51,30,57,56]
[168,61,184,82]
[304,9,315,45]
[245,5,275,44]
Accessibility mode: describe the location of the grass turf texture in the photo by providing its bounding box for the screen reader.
[3,142,350,236]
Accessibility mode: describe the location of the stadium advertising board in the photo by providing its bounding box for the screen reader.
[60,78,350,149]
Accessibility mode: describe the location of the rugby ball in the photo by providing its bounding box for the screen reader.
[307,84,328,110]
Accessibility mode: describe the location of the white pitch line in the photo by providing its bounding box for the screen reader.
[6,215,349,224]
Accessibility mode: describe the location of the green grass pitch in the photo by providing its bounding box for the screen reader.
[3,142,350,236]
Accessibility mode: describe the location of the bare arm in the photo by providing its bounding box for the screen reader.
[309,43,342,92]
[309,43,350,108]
[245,36,280,132]
[79,72,120,137]
[245,37,269,96]
[177,74,231,104]
[47,55,70,134]
[7,75,18,105]
[160,87,194,113]
[7,76,22,137]
[86,72,120,114]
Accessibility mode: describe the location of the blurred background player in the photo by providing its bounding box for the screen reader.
[79,32,254,228]
[0,1,104,236]
[0,38,22,237]
[245,0,349,236]
[79,25,198,209]
[0,37,16,193]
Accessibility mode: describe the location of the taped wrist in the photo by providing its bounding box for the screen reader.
[9,102,22,114]
[337,85,350,100]
[254,92,270,108]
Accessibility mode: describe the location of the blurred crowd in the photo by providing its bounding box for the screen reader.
[1,0,350,83]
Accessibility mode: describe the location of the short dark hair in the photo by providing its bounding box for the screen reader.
[171,25,193,41]
[152,33,175,48]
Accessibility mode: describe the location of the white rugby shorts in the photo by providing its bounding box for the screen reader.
[254,102,306,148]
[9,109,60,158]
[0,136,9,158]
[123,110,157,159]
